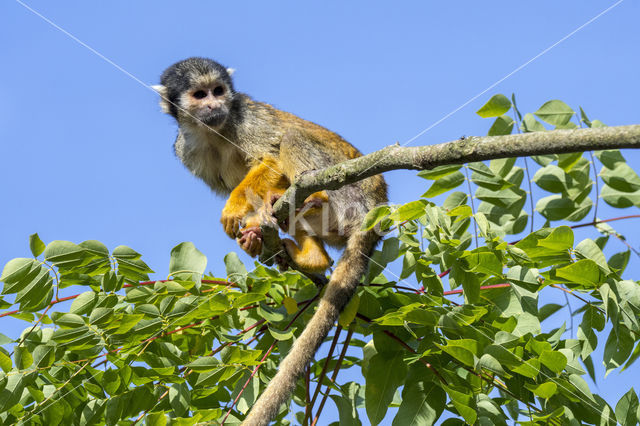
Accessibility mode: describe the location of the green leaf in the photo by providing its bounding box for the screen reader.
[187,356,219,373]
[596,149,625,168]
[79,240,109,258]
[579,106,592,127]
[0,373,25,412]
[0,349,12,372]
[437,340,477,366]
[615,388,639,426]
[477,353,509,377]
[15,268,53,311]
[463,250,502,276]
[52,313,85,328]
[443,385,477,425]
[609,250,630,274]
[533,165,572,193]
[339,293,360,328]
[0,258,38,290]
[604,326,634,376]
[577,305,605,359]
[362,205,391,231]
[268,327,296,341]
[389,200,429,222]
[574,239,610,274]
[421,172,465,198]
[393,380,445,426]
[102,369,121,396]
[70,291,98,315]
[554,259,602,288]
[510,358,540,378]
[29,233,46,257]
[169,383,190,417]
[14,346,33,370]
[112,245,141,259]
[146,412,167,426]
[257,303,286,323]
[521,113,545,133]
[43,240,86,267]
[224,252,247,291]
[506,266,541,292]
[600,162,640,193]
[101,270,122,293]
[169,242,207,281]
[539,350,567,373]
[365,352,407,425]
[221,347,261,365]
[476,94,511,118]
[601,185,640,208]
[488,115,514,136]
[32,344,55,368]
[329,390,361,426]
[449,266,480,304]
[525,382,557,399]
[536,195,575,221]
[418,165,462,180]
[534,100,575,126]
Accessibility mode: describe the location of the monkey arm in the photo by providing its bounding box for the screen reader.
[220,157,287,238]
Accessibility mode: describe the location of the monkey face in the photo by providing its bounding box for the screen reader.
[156,57,237,130]
[180,84,231,128]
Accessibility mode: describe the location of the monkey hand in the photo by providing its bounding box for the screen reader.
[237,226,263,257]
[221,203,250,239]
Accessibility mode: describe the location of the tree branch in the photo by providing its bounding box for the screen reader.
[273,124,640,220]
[259,124,640,270]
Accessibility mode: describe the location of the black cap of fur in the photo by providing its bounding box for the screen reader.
[159,57,235,119]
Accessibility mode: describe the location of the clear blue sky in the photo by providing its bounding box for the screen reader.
[1,1,640,422]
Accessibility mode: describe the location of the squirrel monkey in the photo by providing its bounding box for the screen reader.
[154,57,387,426]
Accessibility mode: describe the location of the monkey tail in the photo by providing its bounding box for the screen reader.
[242,230,380,426]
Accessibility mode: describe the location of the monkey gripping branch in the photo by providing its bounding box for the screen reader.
[260,124,640,267]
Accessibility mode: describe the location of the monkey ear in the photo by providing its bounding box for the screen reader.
[226,68,236,76]
[151,85,171,114]
[151,85,168,96]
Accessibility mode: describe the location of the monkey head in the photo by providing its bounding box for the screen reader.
[154,57,236,129]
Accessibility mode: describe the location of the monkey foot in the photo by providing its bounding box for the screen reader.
[237,226,263,257]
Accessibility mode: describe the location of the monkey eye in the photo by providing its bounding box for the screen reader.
[193,90,207,99]
[213,86,225,97]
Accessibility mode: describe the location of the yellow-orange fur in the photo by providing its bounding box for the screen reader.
[226,156,332,273]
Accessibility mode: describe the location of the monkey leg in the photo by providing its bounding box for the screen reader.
[221,157,288,238]
[268,190,329,233]
[282,231,331,274]
[301,191,329,212]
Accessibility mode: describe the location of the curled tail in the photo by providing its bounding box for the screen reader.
[242,230,380,426]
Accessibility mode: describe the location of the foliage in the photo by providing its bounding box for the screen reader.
[2,96,640,425]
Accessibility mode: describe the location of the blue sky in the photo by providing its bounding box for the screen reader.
[1,1,640,422]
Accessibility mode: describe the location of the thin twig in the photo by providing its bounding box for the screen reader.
[221,340,277,425]
[589,151,600,222]
[305,364,312,426]
[311,327,355,426]
[223,296,320,424]
[131,387,169,425]
[356,314,447,385]
[305,326,342,424]
[524,157,535,233]
[570,214,640,229]
[464,165,478,248]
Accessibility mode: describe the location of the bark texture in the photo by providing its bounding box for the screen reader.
[261,124,640,270]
